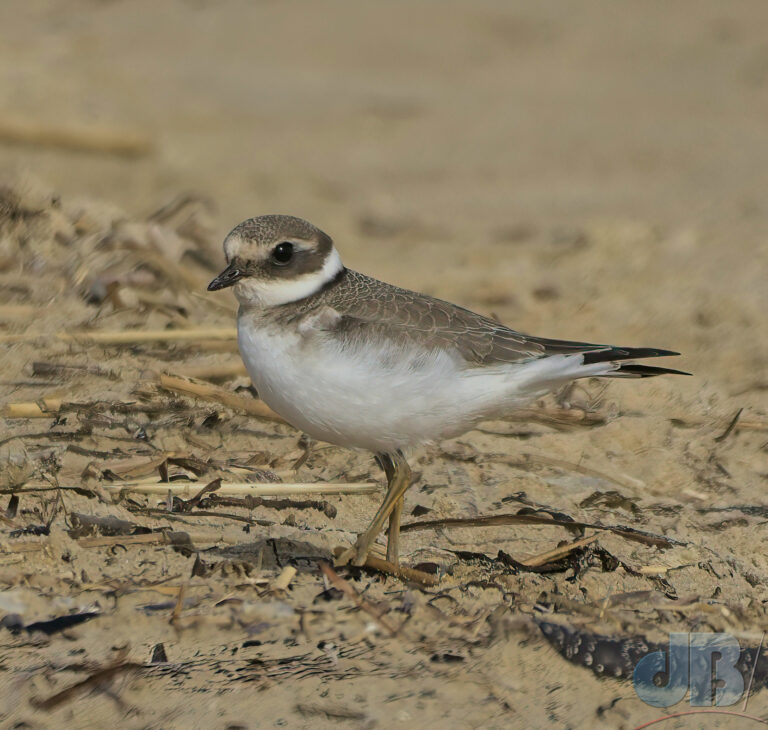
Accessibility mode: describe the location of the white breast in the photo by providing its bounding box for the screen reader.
[236,316,583,454]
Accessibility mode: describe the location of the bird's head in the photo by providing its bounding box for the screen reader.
[208,214,343,306]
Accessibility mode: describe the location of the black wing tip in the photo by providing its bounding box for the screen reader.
[615,363,692,378]
[582,346,690,378]
[582,346,681,365]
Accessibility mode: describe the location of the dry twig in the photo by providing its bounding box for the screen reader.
[3,398,62,418]
[0,328,237,345]
[158,372,280,420]
[714,408,744,442]
[319,562,399,635]
[518,534,599,567]
[96,480,378,497]
[400,512,683,549]
[270,566,297,592]
[174,361,247,380]
[331,547,439,586]
[77,531,195,549]
[671,414,767,433]
[30,662,144,711]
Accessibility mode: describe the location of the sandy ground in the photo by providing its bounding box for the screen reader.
[1,2,768,728]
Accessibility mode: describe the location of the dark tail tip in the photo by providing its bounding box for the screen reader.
[615,363,692,378]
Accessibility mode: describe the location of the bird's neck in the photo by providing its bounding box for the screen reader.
[234,247,345,308]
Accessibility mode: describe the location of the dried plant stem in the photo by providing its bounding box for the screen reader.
[124,248,207,292]
[76,531,235,549]
[188,290,237,314]
[726,420,766,432]
[78,533,176,548]
[332,548,439,586]
[174,361,247,380]
[0,116,152,157]
[32,361,116,379]
[0,328,237,345]
[3,399,62,418]
[270,566,297,592]
[97,481,378,497]
[30,662,144,711]
[171,584,187,621]
[158,372,281,420]
[672,415,768,433]
[400,512,682,549]
[518,534,598,567]
[319,562,400,635]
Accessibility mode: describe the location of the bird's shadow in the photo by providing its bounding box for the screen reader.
[205,536,329,570]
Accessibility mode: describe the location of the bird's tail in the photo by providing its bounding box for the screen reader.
[513,344,689,397]
[579,346,690,378]
[522,335,691,379]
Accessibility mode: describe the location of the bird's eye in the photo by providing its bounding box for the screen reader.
[272,242,294,265]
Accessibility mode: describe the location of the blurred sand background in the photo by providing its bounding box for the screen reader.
[1,1,768,728]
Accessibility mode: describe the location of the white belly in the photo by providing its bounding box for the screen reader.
[237,320,544,453]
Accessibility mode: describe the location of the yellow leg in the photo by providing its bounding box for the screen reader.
[336,453,411,567]
[386,496,404,565]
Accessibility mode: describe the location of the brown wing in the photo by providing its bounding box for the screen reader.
[302,270,683,373]
[305,270,565,363]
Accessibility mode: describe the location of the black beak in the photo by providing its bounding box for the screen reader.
[207,261,244,291]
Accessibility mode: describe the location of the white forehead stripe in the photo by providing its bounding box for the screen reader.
[223,234,241,261]
[245,247,343,307]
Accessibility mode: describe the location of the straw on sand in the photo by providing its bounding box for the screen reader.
[157,373,281,420]
[96,481,379,497]
[0,328,237,345]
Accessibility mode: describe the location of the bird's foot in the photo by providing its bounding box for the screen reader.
[334,534,375,567]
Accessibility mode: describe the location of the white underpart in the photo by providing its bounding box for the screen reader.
[233,248,344,307]
[237,316,621,453]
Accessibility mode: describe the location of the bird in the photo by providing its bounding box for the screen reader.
[207,214,688,567]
